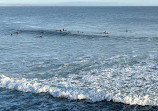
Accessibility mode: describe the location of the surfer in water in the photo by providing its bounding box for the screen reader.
[56,29,62,32]
[104,31,110,37]
[104,31,109,34]
[63,28,67,31]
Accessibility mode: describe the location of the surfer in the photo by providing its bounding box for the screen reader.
[104,31,109,34]
[10,33,13,36]
[56,29,62,32]
[63,28,67,31]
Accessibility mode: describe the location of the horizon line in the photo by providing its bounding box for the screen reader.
[0,5,158,7]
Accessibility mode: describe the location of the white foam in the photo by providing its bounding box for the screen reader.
[0,54,158,106]
[0,74,87,100]
[13,21,26,24]
[0,65,158,106]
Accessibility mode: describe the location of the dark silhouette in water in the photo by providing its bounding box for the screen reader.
[104,31,109,34]
[15,31,19,35]
[63,28,67,31]
[125,29,128,32]
[56,29,62,32]
[125,29,133,33]
[104,35,109,37]
[10,33,12,36]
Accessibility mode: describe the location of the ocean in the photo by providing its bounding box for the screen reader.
[0,6,158,111]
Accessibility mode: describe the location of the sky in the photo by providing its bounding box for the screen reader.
[0,0,158,6]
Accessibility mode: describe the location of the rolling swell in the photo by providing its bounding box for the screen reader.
[16,29,107,38]
[7,28,158,42]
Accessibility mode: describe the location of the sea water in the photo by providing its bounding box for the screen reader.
[0,6,158,110]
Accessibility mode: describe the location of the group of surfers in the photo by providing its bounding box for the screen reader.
[10,29,132,38]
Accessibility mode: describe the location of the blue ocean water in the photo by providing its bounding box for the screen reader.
[0,6,158,110]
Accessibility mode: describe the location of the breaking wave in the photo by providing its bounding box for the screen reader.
[0,61,158,106]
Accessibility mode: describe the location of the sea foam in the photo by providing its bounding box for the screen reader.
[0,63,158,107]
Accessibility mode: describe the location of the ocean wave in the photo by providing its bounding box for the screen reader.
[16,29,107,38]
[0,62,158,107]
[7,28,158,42]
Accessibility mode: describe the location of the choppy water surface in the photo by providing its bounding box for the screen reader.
[0,6,158,110]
